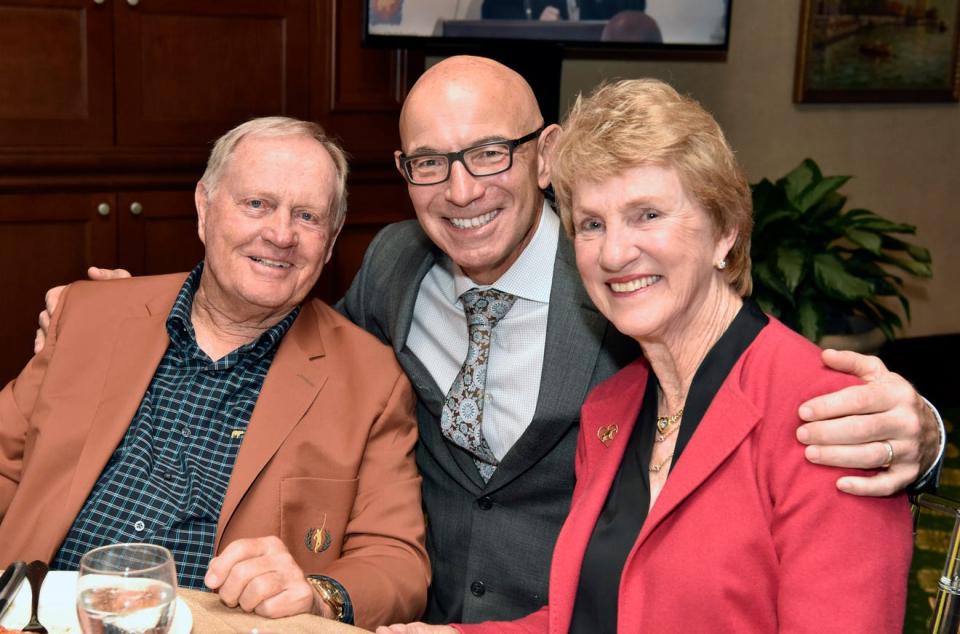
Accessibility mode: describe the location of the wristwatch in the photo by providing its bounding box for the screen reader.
[306,575,345,622]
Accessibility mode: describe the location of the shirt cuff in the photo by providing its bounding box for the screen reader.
[910,396,945,494]
[315,575,353,626]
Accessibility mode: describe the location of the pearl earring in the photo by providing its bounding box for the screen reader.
[716,259,727,270]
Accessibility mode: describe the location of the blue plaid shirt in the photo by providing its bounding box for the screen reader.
[53,264,299,587]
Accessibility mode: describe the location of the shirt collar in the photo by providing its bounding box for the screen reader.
[166,261,300,365]
[447,201,559,304]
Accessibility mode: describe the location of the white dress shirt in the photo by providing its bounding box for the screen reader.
[406,203,560,460]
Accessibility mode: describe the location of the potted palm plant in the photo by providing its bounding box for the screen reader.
[750,158,932,345]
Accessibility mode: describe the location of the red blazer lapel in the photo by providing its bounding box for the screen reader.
[550,360,650,633]
[632,374,761,552]
[215,301,328,549]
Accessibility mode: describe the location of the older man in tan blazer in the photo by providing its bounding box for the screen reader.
[0,117,429,630]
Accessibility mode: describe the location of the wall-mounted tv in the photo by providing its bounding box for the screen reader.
[363,0,732,57]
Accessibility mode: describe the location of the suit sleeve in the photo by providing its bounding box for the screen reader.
[0,284,72,516]
[761,370,914,633]
[320,369,430,629]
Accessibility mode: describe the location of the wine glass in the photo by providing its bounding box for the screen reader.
[76,543,178,634]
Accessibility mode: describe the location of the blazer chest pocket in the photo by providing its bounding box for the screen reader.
[280,477,358,568]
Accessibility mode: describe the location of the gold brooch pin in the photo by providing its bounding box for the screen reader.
[230,430,245,439]
[597,424,618,446]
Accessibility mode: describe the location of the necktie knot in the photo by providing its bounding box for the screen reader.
[460,288,516,332]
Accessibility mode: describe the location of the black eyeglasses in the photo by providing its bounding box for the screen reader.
[398,127,544,186]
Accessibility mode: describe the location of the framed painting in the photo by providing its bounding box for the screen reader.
[794,0,960,102]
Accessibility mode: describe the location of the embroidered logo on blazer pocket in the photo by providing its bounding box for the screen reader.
[281,476,358,563]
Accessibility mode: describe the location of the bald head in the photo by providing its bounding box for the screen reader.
[399,56,544,149]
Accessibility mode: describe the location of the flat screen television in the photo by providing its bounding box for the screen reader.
[363,0,732,58]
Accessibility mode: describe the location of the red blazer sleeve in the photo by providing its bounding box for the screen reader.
[454,605,549,633]
[755,346,913,632]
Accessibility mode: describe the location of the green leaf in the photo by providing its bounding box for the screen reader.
[878,252,933,277]
[879,235,932,263]
[808,191,847,222]
[813,253,874,300]
[796,295,823,342]
[752,261,795,303]
[781,159,820,208]
[751,178,778,213]
[774,246,806,292]
[844,209,917,233]
[753,209,797,234]
[798,175,851,214]
[845,228,882,253]
[867,300,903,329]
[753,294,779,318]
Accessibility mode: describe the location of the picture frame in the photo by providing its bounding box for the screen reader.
[794,0,960,103]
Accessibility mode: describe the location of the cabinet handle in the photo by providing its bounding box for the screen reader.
[97,203,111,217]
[130,201,143,216]
[127,0,139,5]
[94,0,105,4]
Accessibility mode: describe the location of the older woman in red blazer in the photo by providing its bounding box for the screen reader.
[381,78,914,633]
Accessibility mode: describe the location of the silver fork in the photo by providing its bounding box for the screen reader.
[20,560,47,634]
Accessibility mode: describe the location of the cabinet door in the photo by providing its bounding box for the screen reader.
[117,190,204,276]
[0,193,117,384]
[309,1,419,303]
[0,0,113,147]
[113,0,310,146]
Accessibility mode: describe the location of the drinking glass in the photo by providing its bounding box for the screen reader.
[76,543,178,634]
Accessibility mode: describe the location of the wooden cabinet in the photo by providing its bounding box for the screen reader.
[0,0,114,146]
[0,0,420,384]
[113,0,310,146]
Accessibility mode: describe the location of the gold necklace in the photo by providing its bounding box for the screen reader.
[649,453,674,473]
[655,422,680,443]
[656,408,684,433]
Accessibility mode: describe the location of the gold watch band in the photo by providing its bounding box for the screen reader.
[306,575,345,622]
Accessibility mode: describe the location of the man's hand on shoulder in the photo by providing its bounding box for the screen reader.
[796,348,940,497]
[34,266,131,353]
[204,536,319,619]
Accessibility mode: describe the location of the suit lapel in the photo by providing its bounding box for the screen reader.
[63,292,175,537]
[485,232,608,492]
[215,302,328,549]
[386,236,491,492]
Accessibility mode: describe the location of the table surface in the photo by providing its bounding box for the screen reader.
[179,588,370,633]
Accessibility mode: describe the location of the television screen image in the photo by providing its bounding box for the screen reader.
[365,0,731,52]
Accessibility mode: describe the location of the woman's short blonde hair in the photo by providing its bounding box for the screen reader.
[551,79,753,296]
[200,116,350,232]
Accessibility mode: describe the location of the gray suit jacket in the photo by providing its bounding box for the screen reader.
[339,220,638,623]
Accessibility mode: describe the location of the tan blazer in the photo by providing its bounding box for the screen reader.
[0,273,429,629]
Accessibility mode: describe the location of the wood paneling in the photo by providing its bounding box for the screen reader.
[117,190,203,275]
[0,192,116,383]
[313,0,419,160]
[0,0,421,384]
[0,0,113,146]
[114,0,310,146]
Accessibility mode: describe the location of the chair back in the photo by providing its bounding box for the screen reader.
[915,493,960,633]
